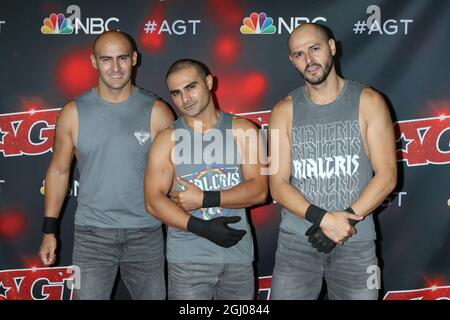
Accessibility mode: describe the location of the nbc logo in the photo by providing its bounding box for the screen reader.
[40,6,119,35]
[41,13,73,34]
[240,12,276,34]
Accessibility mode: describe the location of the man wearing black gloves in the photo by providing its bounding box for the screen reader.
[145,59,268,299]
[268,23,397,299]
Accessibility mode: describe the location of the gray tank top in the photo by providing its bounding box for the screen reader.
[280,80,376,241]
[74,87,161,229]
[167,111,254,264]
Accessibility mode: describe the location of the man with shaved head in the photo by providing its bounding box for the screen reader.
[269,23,397,299]
[38,31,174,299]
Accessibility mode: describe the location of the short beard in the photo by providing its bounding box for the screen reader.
[303,59,333,85]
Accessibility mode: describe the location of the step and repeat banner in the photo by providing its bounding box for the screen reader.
[0,0,449,300]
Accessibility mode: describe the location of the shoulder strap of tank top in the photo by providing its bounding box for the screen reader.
[220,112,234,130]
[346,80,367,102]
[173,117,185,130]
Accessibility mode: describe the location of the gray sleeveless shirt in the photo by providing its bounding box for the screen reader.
[281,80,376,241]
[167,111,254,263]
[74,87,161,229]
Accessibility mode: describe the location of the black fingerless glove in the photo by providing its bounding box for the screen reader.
[306,207,358,254]
[187,215,247,248]
[305,204,327,225]
[345,207,360,227]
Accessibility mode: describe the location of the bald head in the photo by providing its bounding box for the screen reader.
[90,31,138,91]
[93,31,134,56]
[288,23,332,54]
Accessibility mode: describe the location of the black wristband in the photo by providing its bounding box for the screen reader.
[345,207,360,226]
[42,217,59,234]
[305,204,327,225]
[202,191,221,208]
[345,207,355,214]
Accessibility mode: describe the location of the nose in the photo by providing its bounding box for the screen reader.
[181,91,191,105]
[305,52,315,65]
[112,59,120,72]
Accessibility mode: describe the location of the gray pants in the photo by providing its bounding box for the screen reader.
[72,225,166,300]
[271,229,379,300]
[168,262,255,300]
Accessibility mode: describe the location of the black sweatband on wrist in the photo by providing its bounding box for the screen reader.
[344,207,360,226]
[42,217,59,234]
[305,204,327,225]
[202,191,221,208]
[345,207,355,214]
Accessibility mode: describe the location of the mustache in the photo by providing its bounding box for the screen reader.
[304,63,322,72]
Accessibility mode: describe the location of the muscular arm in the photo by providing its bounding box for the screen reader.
[44,101,77,219]
[146,127,248,247]
[39,101,77,265]
[351,88,397,217]
[150,99,175,140]
[144,128,191,230]
[268,97,311,218]
[218,117,268,208]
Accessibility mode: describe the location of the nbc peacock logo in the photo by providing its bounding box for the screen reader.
[240,12,276,35]
[41,13,73,34]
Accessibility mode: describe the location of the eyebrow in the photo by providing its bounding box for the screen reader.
[308,43,320,49]
[291,43,321,55]
[170,81,198,95]
[98,54,131,59]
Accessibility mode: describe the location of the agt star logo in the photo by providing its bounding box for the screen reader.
[257,276,272,300]
[0,108,60,157]
[237,110,271,130]
[0,266,79,300]
[384,285,450,300]
[395,114,450,167]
